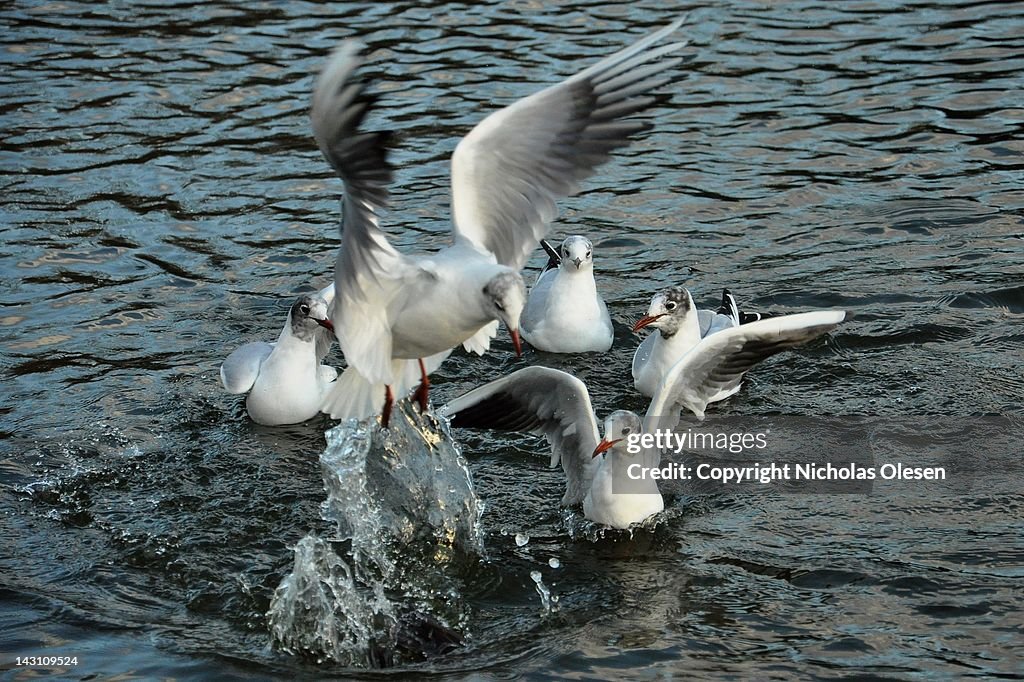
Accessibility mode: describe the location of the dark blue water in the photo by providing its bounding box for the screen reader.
[2,0,1022,678]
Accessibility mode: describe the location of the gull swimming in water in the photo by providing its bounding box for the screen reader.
[220,284,337,426]
[521,236,614,353]
[444,309,846,528]
[311,20,688,426]
[632,286,769,399]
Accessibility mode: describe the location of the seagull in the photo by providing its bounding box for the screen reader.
[632,286,768,399]
[521,236,614,353]
[220,284,337,426]
[443,309,846,528]
[311,20,688,427]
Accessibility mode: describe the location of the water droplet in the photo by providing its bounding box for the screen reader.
[515,533,529,547]
[548,557,560,569]
[530,570,556,615]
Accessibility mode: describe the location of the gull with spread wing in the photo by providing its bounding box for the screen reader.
[443,309,846,528]
[311,20,687,426]
[632,286,772,399]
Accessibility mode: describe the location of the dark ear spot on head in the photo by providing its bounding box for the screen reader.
[665,288,688,305]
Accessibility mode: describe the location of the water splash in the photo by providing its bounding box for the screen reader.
[321,401,483,556]
[266,534,381,664]
[563,505,672,543]
[530,570,559,616]
[267,402,482,666]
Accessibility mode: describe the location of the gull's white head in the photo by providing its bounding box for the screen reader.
[631,286,694,337]
[482,271,527,356]
[289,294,335,341]
[558,235,594,272]
[592,410,642,458]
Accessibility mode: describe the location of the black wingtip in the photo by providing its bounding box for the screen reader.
[540,238,561,272]
[713,288,780,326]
[541,239,560,262]
[716,289,738,318]
[314,51,396,204]
[447,391,541,433]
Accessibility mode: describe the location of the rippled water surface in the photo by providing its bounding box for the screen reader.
[2,0,1023,678]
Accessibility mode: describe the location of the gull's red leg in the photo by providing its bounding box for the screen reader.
[381,385,394,428]
[412,358,430,412]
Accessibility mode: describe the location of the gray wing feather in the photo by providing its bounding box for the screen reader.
[646,310,847,428]
[310,42,428,384]
[632,331,656,379]
[442,366,601,505]
[451,18,687,269]
[317,281,336,307]
[220,341,274,394]
[314,327,334,363]
[521,267,557,332]
[699,309,737,337]
[314,282,336,362]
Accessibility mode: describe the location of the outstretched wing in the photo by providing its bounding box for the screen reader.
[450,19,687,269]
[442,366,601,505]
[646,310,847,427]
[311,42,431,385]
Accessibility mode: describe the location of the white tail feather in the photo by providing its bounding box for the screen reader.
[320,351,453,420]
[320,365,386,420]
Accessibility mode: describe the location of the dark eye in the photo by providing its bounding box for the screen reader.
[621,427,631,435]
[300,304,310,315]
[495,301,505,312]
[665,302,677,311]
[586,250,592,258]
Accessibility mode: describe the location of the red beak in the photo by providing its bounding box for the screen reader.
[316,318,335,332]
[510,328,522,357]
[592,438,622,458]
[632,314,666,333]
